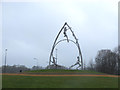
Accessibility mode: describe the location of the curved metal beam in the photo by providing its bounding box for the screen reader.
[51,39,82,69]
[51,39,78,58]
[55,39,76,46]
[49,23,67,65]
[66,23,83,70]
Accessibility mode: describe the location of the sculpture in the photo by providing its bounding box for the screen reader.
[49,22,83,70]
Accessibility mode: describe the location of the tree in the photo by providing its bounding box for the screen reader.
[2,65,30,73]
[113,45,120,75]
[32,66,43,70]
[87,59,95,70]
[95,49,117,74]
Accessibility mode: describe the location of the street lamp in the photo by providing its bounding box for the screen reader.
[4,49,7,73]
[55,48,58,64]
[33,58,38,67]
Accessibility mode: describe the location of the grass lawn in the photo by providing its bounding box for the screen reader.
[2,75,118,88]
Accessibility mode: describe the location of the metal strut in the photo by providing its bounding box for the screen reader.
[49,22,83,70]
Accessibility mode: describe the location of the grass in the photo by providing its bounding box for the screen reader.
[2,70,118,88]
[2,75,118,88]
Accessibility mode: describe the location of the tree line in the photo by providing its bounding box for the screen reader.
[87,45,120,75]
[0,65,44,73]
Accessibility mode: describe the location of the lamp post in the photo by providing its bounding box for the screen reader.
[4,49,7,73]
[55,48,57,64]
[33,58,38,67]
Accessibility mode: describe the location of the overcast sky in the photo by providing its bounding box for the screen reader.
[2,0,118,68]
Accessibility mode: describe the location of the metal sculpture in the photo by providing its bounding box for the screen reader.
[69,56,81,69]
[49,22,83,70]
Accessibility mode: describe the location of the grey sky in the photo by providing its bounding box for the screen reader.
[2,0,118,68]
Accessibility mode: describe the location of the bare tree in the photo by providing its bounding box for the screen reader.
[113,45,120,75]
[87,59,95,70]
[2,65,30,73]
[95,49,117,74]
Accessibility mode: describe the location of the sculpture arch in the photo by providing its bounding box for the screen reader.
[49,22,83,70]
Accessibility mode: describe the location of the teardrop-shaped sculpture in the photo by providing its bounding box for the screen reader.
[49,22,83,70]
